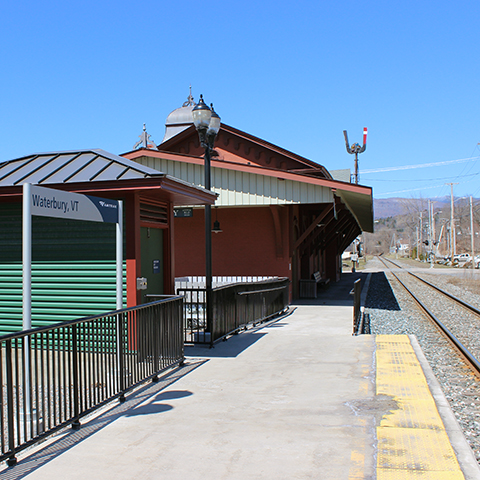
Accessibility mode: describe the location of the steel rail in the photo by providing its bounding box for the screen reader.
[377,256,480,376]
[381,256,480,316]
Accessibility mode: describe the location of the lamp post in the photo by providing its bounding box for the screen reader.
[192,95,221,345]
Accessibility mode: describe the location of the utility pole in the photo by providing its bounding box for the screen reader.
[428,200,432,247]
[416,226,419,260]
[437,222,445,257]
[428,200,433,268]
[419,212,423,260]
[432,202,436,248]
[446,183,458,262]
[471,196,475,269]
[446,222,450,257]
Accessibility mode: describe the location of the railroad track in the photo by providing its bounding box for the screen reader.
[377,255,480,377]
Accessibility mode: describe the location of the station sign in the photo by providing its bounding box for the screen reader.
[23,183,123,331]
[30,185,119,223]
[174,207,193,218]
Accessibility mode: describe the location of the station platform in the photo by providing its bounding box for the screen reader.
[2,272,479,479]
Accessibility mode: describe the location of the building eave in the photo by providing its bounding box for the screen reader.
[123,149,373,232]
[124,148,370,194]
[0,177,217,206]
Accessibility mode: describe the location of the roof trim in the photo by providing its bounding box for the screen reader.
[123,149,373,232]
[123,148,372,196]
[0,177,216,206]
[220,123,332,175]
[156,124,332,178]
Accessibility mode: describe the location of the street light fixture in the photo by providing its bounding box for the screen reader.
[192,95,221,345]
[212,207,222,233]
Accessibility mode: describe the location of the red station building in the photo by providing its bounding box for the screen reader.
[123,94,374,299]
[0,95,373,335]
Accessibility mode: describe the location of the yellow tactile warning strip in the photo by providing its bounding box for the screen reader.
[376,335,465,480]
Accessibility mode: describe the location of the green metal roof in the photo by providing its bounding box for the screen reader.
[0,149,164,187]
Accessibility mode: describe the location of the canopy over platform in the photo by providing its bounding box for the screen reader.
[0,148,216,206]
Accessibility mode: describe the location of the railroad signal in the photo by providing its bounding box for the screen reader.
[343,127,367,184]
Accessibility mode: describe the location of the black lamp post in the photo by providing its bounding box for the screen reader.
[192,95,221,344]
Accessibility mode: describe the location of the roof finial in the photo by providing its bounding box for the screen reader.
[182,85,195,107]
[133,123,157,150]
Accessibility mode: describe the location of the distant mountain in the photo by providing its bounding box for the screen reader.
[374,198,411,219]
[367,196,479,256]
[373,197,452,219]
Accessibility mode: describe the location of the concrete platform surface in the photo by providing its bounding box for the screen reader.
[1,273,479,479]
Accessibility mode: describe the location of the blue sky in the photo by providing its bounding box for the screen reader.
[2,1,480,200]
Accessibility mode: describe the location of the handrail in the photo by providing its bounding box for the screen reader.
[178,278,290,345]
[236,285,288,295]
[212,278,290,344]
[352,278,362,335]
[0,295,183,342]
[0,296,184,466]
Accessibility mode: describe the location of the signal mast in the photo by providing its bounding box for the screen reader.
[343,127,367,184]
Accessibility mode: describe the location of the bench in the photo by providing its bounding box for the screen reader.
[299,272,330,298]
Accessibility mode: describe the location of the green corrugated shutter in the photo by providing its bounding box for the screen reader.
[0,261,126,336]
[0,202,127,336]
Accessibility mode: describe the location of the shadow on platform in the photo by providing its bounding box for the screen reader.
[292,271,366,307]
[185,309,293,359]
[0,361,206,480]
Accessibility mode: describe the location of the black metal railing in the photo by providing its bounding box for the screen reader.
[178,278,289,345]
[174,289,208,344]
[0,296,184,466]
[352,278,362,335]
[212,278,290,343]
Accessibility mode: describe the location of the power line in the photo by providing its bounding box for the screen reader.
[374,176,480,197]
[363,171,480,183]
[375,183,449,197]
[361,156,480,174]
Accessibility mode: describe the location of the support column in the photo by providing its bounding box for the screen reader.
[125,193,142,307]
[163,203,175,295]
[325,240,338,282]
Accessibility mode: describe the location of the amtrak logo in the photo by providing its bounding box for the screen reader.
[99,201,117,209]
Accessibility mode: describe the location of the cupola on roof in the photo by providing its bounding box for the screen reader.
[161,88,196,144]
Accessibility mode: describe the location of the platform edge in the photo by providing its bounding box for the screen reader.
[408,334,480,480]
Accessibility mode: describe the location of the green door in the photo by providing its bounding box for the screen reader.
[141,227,164,301]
